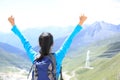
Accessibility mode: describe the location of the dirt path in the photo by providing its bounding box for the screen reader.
[62,66,84,80]
[63,68,79,80]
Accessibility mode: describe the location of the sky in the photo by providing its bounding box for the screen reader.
[0,0,120,33]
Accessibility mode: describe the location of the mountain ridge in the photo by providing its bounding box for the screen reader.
[0,21,120,55]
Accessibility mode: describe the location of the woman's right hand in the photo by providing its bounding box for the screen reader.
[8,16,15,26]
[79,14,87,26]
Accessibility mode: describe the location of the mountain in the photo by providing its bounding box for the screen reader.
[0,26,73,50]
[82,21,120,41]
[0,48,31,70]
[53,21,120,53]
[70,21,120,47]
[0,42,29,59]
[0,21,120,54]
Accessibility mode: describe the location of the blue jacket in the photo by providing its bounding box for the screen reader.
[11,24,82,78]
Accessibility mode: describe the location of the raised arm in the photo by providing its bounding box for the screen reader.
[8,16,37,62]
[55,14,87,65]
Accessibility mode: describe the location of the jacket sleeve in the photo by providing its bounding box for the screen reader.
[11,25,37,62]
[55,24,82,65]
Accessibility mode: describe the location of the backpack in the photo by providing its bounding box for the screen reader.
[27,53,63,80]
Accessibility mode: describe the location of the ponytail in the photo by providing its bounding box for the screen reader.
[38,32,53,59]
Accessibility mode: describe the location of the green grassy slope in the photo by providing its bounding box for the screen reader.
[73,53,120,80]
[0,48,32,80]
[63,35,120,80]
[0,48,31,72]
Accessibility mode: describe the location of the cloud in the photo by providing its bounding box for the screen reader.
[0,0,120,33]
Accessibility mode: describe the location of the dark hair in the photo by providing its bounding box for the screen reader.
[38,32,53,59]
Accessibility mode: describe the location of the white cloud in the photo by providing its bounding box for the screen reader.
[0,0,120,33]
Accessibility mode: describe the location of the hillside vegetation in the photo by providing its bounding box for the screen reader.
[62,35,120,80]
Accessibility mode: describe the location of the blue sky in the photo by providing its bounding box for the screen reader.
[0,0,120,33]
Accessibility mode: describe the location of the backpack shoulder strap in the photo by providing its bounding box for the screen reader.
[47,53,56,80]
[27,60,37,80]
[48,53,64,80]
[60,66,64,80]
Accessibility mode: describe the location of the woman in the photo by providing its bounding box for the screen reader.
[8,14,87,80]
